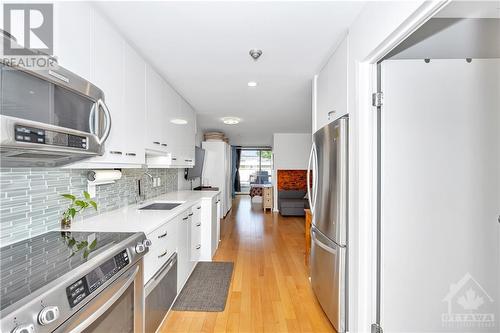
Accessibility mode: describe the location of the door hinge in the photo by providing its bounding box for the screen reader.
[371,323,383,333]
[372,92,383,107]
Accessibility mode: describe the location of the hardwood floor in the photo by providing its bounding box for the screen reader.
[159,196,335,333]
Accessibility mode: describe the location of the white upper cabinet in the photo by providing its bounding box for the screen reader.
[145,65,169,154]
[122,42,146,165]
[53,3,196,168]
[315,34,348,132]
[53,2,93,81]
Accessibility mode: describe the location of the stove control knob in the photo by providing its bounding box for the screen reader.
[135,243,145,254]
[11,324,35,333]
[38,305,60,325]
[143,239,152,248]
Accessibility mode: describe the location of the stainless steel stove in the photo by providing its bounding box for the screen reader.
[0,231,150,333]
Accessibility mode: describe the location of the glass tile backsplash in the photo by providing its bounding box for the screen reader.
[0,168,178,245]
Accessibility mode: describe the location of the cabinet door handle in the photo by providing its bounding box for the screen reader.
[196,223,201,227]
[158,232,167,239]
[161,143,167,147]
[216,200,221,203]
[158,250,168,258]
[328,110,336,119]
[185,159,192,162]
[182,216,188,221]
[153,141,161,145]
[195,244,201,250]
[110,151,123,155]
[172,158,177,161]
[126,152,136,156]
[196,206,201,210]
[188,213,194,216]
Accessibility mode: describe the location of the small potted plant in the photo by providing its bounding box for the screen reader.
[61,191,97,229]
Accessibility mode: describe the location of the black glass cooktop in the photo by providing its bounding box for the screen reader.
[0,231,135,311]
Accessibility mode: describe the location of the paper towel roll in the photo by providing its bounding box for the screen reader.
[87,170,122,182]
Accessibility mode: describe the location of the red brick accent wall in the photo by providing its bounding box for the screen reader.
[277,170,309,191]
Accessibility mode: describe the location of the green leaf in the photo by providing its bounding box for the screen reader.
[88,239,97,250]
[83,249,89,259]
[69,208,77,218]
[62,194,76,201]
[89,201,98,210]
[68,238,76,247]
[74,200,86,208]
[83,191,91,200]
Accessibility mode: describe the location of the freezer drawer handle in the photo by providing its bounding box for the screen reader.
[311,230,336,254]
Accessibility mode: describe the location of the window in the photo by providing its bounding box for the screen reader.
[237,148,272,194]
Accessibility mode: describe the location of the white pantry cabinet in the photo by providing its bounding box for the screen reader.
[315,34,348,132]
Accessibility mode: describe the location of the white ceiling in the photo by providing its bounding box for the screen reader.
[95,1,366,146]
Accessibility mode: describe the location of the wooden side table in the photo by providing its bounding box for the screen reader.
[304,209,312,265]
[263,186,273,212]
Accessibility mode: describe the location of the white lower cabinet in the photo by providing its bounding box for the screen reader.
[190,204,202,262]
[143,197,219,294]
[177,209,192,291]
[144,217,178,283]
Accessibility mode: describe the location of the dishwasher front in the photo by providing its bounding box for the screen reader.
[145,252,177,333]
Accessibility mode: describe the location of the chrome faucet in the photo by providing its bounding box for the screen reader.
[137,171,154,204]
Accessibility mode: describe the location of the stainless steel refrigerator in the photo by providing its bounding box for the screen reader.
[307,116,348,333]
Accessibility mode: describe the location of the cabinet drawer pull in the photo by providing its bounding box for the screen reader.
[161,143,167,147]
[158,232,167,239]
[153,141,160,145]
[172,158,177,161]
[126,152,136,156]
[196,206,201,210]
[195,223,201,227]
[185,159,192,162]
[182,216,188,221]
[110,151,123,155]
[188,213,194,216]
[328,110,336,119]
[158,250,168,258]
[195,244,201,250]
[216,200,221,203]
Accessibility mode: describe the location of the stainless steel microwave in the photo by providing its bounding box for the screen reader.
[0,61,112,167]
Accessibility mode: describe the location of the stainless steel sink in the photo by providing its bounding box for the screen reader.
[138,203,182,210]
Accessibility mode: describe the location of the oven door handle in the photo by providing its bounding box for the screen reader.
[69,265,139,333]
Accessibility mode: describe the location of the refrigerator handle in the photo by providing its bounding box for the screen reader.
[307,143,315,213]
[312,143,318,213]
[311,228,336,254]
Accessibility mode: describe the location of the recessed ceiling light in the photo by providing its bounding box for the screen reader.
[170,118,188,125]
[247,81,257,87]
[222,117,241,125]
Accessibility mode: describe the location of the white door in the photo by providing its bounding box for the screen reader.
[380,59,499,332]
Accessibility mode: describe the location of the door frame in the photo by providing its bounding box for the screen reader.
[353,1,450,331]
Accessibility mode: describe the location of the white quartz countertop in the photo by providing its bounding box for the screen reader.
[67,190,220,234]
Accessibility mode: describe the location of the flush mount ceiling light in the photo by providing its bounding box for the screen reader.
[247,81,257,87]
[222,117,241,125]
[249,49,263,61]
[170,118,188,125]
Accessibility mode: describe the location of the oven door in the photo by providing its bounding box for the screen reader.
[54,260,144,333]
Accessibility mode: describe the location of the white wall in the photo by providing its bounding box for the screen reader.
[272,133,311,210]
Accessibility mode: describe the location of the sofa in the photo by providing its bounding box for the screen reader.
[278,190,308,216]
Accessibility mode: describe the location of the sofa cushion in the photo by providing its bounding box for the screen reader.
[281,198,306,208]
[278,190,307,199]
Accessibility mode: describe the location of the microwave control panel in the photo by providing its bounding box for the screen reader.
[14,125,87,149]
